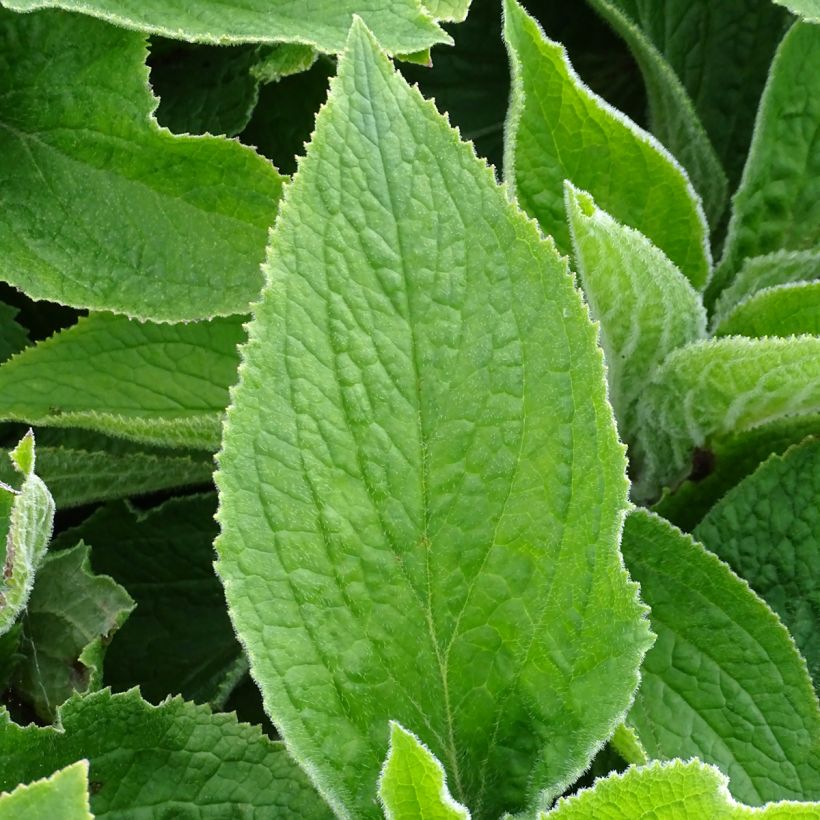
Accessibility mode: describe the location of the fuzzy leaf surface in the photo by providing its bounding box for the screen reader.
[0,762,92,820]
[0,314,243,451]
[584,0,727,227]
[695,439,820,689]
[714,282,820,338]
[11,543,134,722]
[379,722,470,819]
[633,337,820,501]
[1,0,448,54]
[565,184,705,447]
[0,433,55,638]
[0,9,284,322]
[541,759,820,819]
[503,0,711,289]
[216,19,652,820]
[0,688,331,818]
[709,22,820,304]
[622,510,820,806]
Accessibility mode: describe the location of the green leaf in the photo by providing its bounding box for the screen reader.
[622,510,820,806]
[251,43,319,83]
[708,22,820,305]
[565,183,706,447]
[694,438,820,689]
[0,304,27,365]
[379,722,470,820]
[150,41,261,137]
[633,337,820,502]
[11,543,134,722]
[714,282,820,337]
[53,496,241,706]
[1,0,449,55]
[584,0,728,228]
[0,9,285,322]
[599,0,789,189]
[0,314,244,451]
[503,0,711,289]
[0,761,92,820]
[541,759,820,819]
[0,688,331,818]
[216,19,652,820]
[0,432,55,638]
[422,0,472,24]
[652,415,820,531]
[774,0,820,21]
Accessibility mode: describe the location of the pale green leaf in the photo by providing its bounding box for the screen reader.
[379,722,470,820]
[714,282,820,337]
[53,496,241,706]
[0,432,55,638]
[503,0,711,289]
[774,0,820,21]
[584,0,728,227]
[0,9,285,322]
[251,43,318,83]
[541,759,820,819]
[1,0,449,54]
[0,761,92,820]
[11,543,134,722]
[633,337,820,502]
[695,438,820,689]
[422,0,472,23]
[565,183,706,447]
[216,19,652,820]
[0,688,331,818]
[601,0,789,188]
[622,510,820,806]
[0,303,27,365]
[0,314,243,451]
[708,22,820,305]
[652,415,820,531]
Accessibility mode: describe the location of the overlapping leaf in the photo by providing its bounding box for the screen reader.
[0,762,92,820]
[714,283,820,337]
[503,0,711,289]
[216,19,652,819]
[0,9,285,321]
[0,314,244,450]
[622,510,820,806]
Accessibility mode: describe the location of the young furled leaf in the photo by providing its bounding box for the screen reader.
[708,22,820,305]
[540,759,820,819]
[0,761,92,820]
[216,19,652,820]
[379,722,470,819]
[0,432,55,639]
[694,439,820,688]
[565,183,706,448]
[633,336,820,502]
[1,0,449,55]
[0,9,284,322]
[0,688,332,818]
[0,314,244,450]
[622,511,820,806]
[503,0,711,289]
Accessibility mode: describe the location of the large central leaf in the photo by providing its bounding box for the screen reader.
[216,20,651,820]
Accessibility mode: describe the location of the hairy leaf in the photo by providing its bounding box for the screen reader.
[11,543,134,722]
[53,496,241,705]
[714,282,820,338]
[216,19,652,820]
[251,43,318,83]
[2,0,449,54]
[695,439,820,688]
[0,688,331,818]
[633,337,820,501]
[0,433,55,638]
[565,183,706,447]
[0,9,284,321]
[622,510,820,806]
[541,759,820,819]
[708,22,820,305]
[0,761,92,820]
[584,0,727,227]
[379,722,470,819]
[0,314,243,451]
[503,0,711,289]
